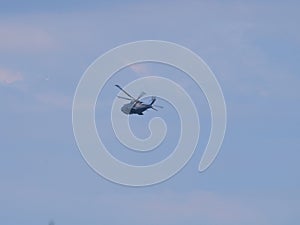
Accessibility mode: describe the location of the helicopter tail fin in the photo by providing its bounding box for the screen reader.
[150,96,156,105]
[150,96,164,111]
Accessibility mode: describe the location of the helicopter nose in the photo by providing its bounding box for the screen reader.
[121,105,131,114]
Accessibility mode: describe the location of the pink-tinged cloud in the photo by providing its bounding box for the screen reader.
[129,63,150,75]
[0,23,55,52]
[140,190,262,224]
[36,92,71,109]
[0,68,23,84]
[98,190,265,225]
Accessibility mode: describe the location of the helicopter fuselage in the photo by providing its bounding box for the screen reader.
[121,101,152,115]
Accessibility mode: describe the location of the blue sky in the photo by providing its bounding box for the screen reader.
[1,1,299,224]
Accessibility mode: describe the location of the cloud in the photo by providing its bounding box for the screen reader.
[97,190,264,225]
[0,22,56,53]
[0,68,23,84]
[35,92,71,109]
[129,63,151,75]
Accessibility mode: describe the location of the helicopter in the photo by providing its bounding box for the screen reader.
[115,84,163,115]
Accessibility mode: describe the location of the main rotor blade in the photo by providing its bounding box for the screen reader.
[136,91,146,100]
[117,96,132,101]
[115,85,135,99]
[153,104,163,109]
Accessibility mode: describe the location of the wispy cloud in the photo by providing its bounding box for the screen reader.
[97,190,264,225]
[0,68,23,84]
[0,22,56,52]
[129,63,151,75]
[35,92,71,109]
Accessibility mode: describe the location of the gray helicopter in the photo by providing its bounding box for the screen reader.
[115,85,162,115]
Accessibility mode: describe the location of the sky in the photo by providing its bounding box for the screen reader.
[1,0,300,224]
